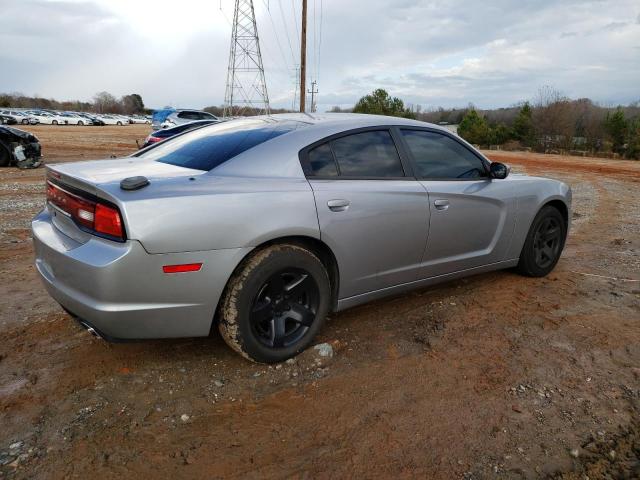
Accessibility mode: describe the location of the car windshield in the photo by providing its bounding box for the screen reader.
[136,118,308,171]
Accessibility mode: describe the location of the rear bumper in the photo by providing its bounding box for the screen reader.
[32,209,250,340]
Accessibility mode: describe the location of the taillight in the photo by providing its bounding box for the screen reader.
[148,135,162,143]
[46,180,125,241]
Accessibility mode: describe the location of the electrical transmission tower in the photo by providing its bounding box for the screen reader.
[223,0,270,117]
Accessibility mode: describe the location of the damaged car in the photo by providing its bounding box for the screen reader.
[0,125,43,169]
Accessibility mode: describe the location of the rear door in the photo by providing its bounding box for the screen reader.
[300,128,430,298]
[398,128,516,278]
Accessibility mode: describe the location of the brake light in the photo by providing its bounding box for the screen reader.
[148,135,162,144]
[95,203,123,238]
[46,180,125,241]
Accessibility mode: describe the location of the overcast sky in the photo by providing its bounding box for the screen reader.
[1,0,639,112]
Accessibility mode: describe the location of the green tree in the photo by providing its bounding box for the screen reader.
[458,109,490,145]
[626,118,640,160]
[490,123,513,145]
[513,102,535,146]
[604,107,628,154]
[121,94,145,114]
[353,89,415,118]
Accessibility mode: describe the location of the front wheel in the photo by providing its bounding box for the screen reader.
[218,244,331,363]
[52,120,58,125]
[21,119,29,125]
[78,121,84,126]
[517,205,567,277]
[117,121,122,126]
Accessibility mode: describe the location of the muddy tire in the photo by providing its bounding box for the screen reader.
[517,205,566,277]
[218,244,331,363]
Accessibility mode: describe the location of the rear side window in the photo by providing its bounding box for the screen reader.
[305,130,404,178]
[332,131,404,177]
[137,119,307,171]
[401,129,487,179]
[308,143,338,176]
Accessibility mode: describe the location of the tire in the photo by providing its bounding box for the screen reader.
[52,120,58,125]
[517,205,567,277]
[0,145,10,167]
[78,121,84,126]
[218,244,331,363]
[117,121,122,126]
[21,119,29,125]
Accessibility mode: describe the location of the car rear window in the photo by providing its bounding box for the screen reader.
[137,119,307,171]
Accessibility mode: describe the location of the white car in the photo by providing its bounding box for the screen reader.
[24,111,67,125]
[128,115,150,124]
[59,113,89,125]
[0,110,38,125]
[98,115,128,126]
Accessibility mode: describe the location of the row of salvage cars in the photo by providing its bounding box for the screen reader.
[0,109,150,126]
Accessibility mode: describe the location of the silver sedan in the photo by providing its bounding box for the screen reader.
[32,114,571,362]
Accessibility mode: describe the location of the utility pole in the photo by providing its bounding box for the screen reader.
[223,0,270,117]
[299,0,307,113]
[308,80,318,113]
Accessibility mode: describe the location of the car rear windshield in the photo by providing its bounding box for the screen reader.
[137,119,307,171]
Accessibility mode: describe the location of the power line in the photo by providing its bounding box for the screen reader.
[278,0,298,66]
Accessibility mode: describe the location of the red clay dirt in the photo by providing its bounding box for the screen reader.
[0,126,638,479]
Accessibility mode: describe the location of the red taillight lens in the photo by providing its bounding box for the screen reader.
[94,203,124,239]
[148,136,162,143]
[46,180,124,241]
[162,263,203,274]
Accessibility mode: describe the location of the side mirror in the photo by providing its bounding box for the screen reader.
[489,162,510,179]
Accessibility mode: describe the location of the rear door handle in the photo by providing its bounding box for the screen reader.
[434,199,450,211]
[327,199,350,212]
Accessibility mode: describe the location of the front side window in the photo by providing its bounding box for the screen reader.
[136,119,307,171]
[330,130,404,177]
[401,129,487,179]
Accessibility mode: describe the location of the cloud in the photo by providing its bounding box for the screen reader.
[0,0,639,110]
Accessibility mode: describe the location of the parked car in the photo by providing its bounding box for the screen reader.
[76,113,104,126]
[0,125,42,169]
[0,114,18,125]
[129,115,151,124]
[25,111,66,125]
[60,113,88,125]
[0,110,38,125]
[161,110,219,129]
[139,120,219,148]
[98,115,127,126]
[32,114,571,363]
[153,109,218,129]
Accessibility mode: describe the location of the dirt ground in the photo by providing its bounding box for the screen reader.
[0,125,639,479]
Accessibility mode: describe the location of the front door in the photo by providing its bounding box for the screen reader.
[398,128,516,278]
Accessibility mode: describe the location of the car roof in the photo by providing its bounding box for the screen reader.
[210,113,453,179]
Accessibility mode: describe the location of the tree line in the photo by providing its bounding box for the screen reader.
[335,87,640,160]
[0,92,147,115]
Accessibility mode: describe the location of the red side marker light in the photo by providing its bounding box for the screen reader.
[162,263,203,274]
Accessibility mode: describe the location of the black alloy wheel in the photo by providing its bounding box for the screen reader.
[250,268,319,348]
[517,205,566,277]
[532,217,562,269]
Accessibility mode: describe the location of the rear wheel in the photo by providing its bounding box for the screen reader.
[517,205,566,277]
[218,244,331,363]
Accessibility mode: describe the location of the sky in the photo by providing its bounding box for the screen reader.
[1,0,639,112]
